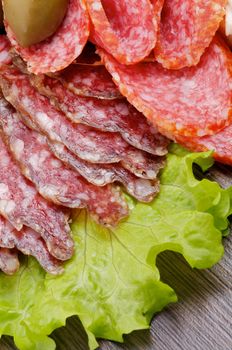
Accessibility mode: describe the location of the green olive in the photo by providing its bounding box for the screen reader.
[3,0,68,47]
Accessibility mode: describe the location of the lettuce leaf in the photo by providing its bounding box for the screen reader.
[0,145,231,350]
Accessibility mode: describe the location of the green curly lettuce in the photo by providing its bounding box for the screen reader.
[0,144,231,350]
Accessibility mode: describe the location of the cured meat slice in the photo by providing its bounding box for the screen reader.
[30,74,169,155]
[154,0,227,69]
[49,142,162,202]
[9,228,63,275]
[0,216,63,274]
[176,124,232,166]
[0,215,16,248]
[58,64,122,99]
[0,133,73,261]
[86,0,157,64]
[99,37,232,138]
[6,0,89,74]
[0,35,12,65]
[0,248,19,275]
[120,147,165,180]
[0,66,164,177]
[0,101,128,225]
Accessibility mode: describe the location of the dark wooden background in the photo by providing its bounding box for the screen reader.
[0,164,232,350]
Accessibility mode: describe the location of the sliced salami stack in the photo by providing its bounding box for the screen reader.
[100,34,232,165]
[0,35,168,275]
[0,0,230,275]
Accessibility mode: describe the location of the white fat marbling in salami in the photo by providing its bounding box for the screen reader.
[30,74,169,155]
[86,0,157,64]
[0,248,19,275]
[58,64,122,99]
[154,0,227,69]
[6,0,89,74]
[0,35,12,65]
[0,216,63,274]
[0,215,16,248]
[49,141,162,202]
[0,66,166,172]
[0,133,73,261]
[99,36,232,138]
[176,124,232,166]
[0,101,129,226]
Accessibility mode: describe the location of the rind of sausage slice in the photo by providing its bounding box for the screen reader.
[0,132,73,261]
[58,64,122,99]
[0,248,19,275]
[86,0,157,64]
[0,66,164,180]
[176,124,232,166]
[0,100,128,226]
[0,216,63,274]
[30,74,169,156]
[0,35,12,65]
[99,37,232,138]
[6,0,89,74]
[154,0,227,69]
[49,141,162,202]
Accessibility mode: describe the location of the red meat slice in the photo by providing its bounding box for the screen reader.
[0,134,73,261]
[0,99,128,226]
[0,66,163,178]
[6,0,89,74]
[0,35,12,65]
[99,36,232,138]
[0,248,19,275]
[0,215,63,274]
[30,74,169,155]
[0,215,16,248]
[49,141,163,202]
[86,0,157,64]
[154,0,227,69]
[58,64,122,99]
[176,124,232,166]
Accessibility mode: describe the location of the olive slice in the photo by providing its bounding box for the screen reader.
[3,0,69,47]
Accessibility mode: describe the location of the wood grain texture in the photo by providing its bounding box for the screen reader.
[0,164,232,350]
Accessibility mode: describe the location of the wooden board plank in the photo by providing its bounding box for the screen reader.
[1,164,232,350]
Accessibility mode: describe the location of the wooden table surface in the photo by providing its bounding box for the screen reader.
[0,164,232,350]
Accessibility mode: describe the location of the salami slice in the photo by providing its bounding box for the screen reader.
[30,74,169,155]
[0,101,128,225]
[49,142,162,202]
[0,248,19,275]
[154,0,227,69]
[6,0,89,74]
[0,35,12,65]
[0,66,165,176]
[86,0,156,64]
[176,124,232,166]
[0,215,16,248]
[99,36,232,138]
[58,64,122,99]
[0,133,73,261]
[0,216,63,274]
[10,228,63,275]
